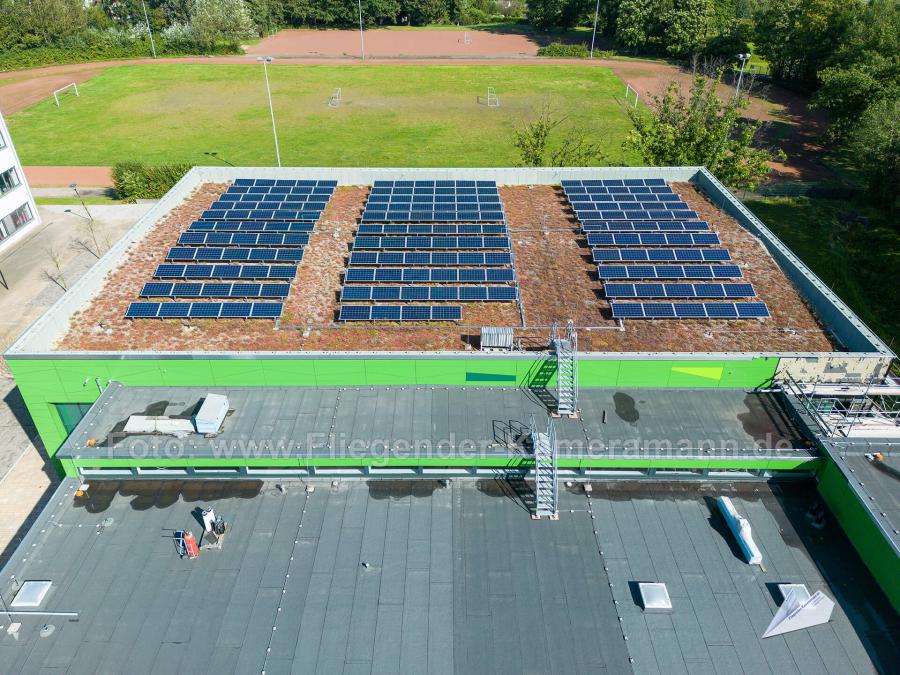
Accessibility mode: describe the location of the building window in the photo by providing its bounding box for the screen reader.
[0,202,34,240]
[55,402,93,435]
[0,166,20,196]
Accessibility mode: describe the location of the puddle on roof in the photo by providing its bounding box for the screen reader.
[613,392,639,424]
[73,480,263,513]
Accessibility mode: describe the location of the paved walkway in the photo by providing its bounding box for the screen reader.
[0,203,149,565]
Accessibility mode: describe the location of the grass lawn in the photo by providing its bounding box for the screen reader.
[9,63,637,167]
[745,196,899,349]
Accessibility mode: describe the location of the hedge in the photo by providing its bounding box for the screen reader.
[536,42,589,58]
[0,40,239,72]
[112,162,194,202]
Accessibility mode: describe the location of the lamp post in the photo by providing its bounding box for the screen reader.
[257,57,281,167]
[140,0,157,58]
[358,0,366,61]
[589,0,601,59]
[69,183,93,222]
[735,53,751,99]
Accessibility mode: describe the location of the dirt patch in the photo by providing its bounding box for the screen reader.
[248,29,541,59]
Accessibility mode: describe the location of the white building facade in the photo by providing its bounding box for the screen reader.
[0,111,39,252]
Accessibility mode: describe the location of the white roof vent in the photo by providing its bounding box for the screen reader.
[638,582,672,610]
[11,581,52,608]
[194,394,229,434]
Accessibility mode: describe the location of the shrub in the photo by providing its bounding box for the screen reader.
[536,42,589,58]
[112,162,193,202]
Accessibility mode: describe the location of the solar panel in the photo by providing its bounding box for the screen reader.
[592,248,731,263]
[598,264,742,280]
[167,247,303,263]
[352,236,511,250]
[140,282,290,298]
[587,232,720,247]
[347,252,512,266]
[154,264,297,280]
[357,224,507,235]
[177,232,309,248]
[126,302,283,319]
[338,305,462,321]
[609,301,769,319]
[342,285,516,302]
[604,283,756,299]
[581,221,710,232]
[188,221,315,233]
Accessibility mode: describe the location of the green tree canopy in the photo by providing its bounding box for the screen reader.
[625,73,784,189]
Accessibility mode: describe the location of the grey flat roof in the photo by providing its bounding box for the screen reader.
[823,440,900,555]
[0,479,895,673]
[60,383,810,461]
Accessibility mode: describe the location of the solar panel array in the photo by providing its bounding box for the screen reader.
[340,181,516,321]
[362,181,505,223]
[200,179,336,221]
[562,178,768,320]
[126,178,335,320]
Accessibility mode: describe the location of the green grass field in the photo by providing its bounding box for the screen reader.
[745,196,899,349]
[9,64,637,167]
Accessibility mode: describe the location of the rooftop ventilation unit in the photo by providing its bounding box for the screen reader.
[194,394,229,434]
[480,326,514,351]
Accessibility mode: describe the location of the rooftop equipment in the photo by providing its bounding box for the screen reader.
[194,394,229,434]
[717,496,763,565]
[480,326,514,351]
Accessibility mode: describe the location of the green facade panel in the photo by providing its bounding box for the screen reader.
[8,355,779,465]
[816,458,900,613]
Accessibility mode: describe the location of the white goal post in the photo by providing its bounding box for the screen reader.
[53,82,80,107]
[327,88,342,108]
[624,83,639,108]
[486,86,500,108]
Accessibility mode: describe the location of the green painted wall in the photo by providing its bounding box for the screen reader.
[817,458,900,613]
[7,355,779,461]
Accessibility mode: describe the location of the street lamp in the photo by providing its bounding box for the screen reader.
[589,0,601,59]
[257,56,281,167]
[69,183,93,222]
[140,0,157,58]
[735,53,751,99]
[357,0,366,61]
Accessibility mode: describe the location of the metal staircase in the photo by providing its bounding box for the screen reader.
[552,321,578,417]
[531,414,559,520]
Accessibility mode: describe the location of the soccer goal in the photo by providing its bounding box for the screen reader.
[463,32,472,45]
[327,88,342,108]
[485,86,500,108]
[624,83,639,108]
[53,83,80,107]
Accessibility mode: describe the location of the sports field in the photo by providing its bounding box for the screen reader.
[9,64,637,167]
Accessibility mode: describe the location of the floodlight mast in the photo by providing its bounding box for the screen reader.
[735,53,751,99]
[140,0,157,58]
[257,56,281,167]
[589,0,601,59]
[358,0,366,61]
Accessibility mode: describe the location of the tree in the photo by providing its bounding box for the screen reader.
[615,0,657,52]
[624,73,784,189]
[811,0,900,140]
[512,102,607,167]
[662,0,712,58]
[753,0,852,86]
[526,0,593,31]
[846,97,899,214]
[400,0,447,25]
[190,0,254,46]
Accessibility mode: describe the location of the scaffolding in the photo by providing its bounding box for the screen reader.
[781,374,900,438]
